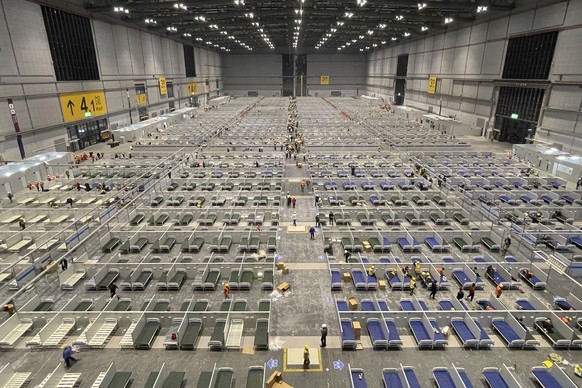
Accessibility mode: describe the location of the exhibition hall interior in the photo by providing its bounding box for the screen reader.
[1,0,582,387]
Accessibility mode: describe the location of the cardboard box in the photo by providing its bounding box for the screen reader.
[282,266,290,275]
[362,241,372,252]
[378,280,386,290]
[276,262,286,270]
[353,321,361,340]
[277,282,290,293]
[342,272,351,282]
[348,297,358,311]
[266,371,282,388]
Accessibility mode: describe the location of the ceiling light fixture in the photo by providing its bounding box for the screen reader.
[444,17,454,24]
[367,30,374,35]
[421,26,428,31]
[183,33,191,37]
[395,15,404,21]
[378,24,386,29]
[403,32,410,37]
[418,3,427,10]
[357,0,367,7]
[145,18,156,24]
[166,26,177,32]
[173,3,187,10]
[345,12,354,18]
[477,6,488,13]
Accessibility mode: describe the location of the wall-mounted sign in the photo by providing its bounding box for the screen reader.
[427,76,437,94]
[59,90,107,122]
[320,75,330,85]
[136,94,147,105]
[159,77,167,95]
[187,83,199,95]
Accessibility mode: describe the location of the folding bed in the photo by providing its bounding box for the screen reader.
[180,318,203,350]
[409,317,447,348]
[519,268,546,290]
[366,318,388,349]
[91,362,132,388]
[482,365,522,388]
[531,365,577,388]
[432,366,473,388]
[491,316,538,349]
[382,366,421,388]
[0,363,31,388]
[450,316,493,348]
[341,318,357,350]
[133,318,160,350]
[349,367,367,388]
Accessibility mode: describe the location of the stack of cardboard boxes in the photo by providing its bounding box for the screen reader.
[277,261,289,275]
[267,371,293,388]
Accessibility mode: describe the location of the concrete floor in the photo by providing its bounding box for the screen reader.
[2,103,582,387]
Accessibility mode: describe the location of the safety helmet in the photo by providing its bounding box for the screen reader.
[304,344,309,349]
[322,324,327,328]
[61,344,68,349]
[225,283,229,287]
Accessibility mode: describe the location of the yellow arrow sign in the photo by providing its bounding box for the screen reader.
[320,75,330,85]
[59,90,107,123]
[159,77,167,95]
[187,83,198,95]
[427,76,437,94]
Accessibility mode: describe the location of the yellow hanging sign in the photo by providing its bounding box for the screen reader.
[320,75,330,85]
[59,90,107,123]
[427,76,437,94]
[136,94,147,105]
[159,77,167,95]
[187,83,199,95]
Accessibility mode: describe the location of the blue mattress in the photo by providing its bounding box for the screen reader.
[400,300,415,311]
[378,301,389,311]
[404,369,421,388]
[367,320,387,343]
[382,370,404,388]
[419,301,429,311]
[385,320,401,343]
[331,270,341,284]
[425,237,439,249]
[459,370,473,388]
[433,369,455,388]
[532,369,559,388]
[473,320,491,342]
[351,370,367,388]
[361,301,376,311]
[397,237,410,249]
[336,300,349,311]
[505,257,517,263]
[409,320,429,341]
[439,300,455,310]
[482,370,510,388]
[382,236,390,246]
[541,195,553,203]
[453,270,470,284]
[569,236,582,249]
[442,258,455,263]
[451,320,477,342]
[473,257,486,262]
[492,271,506,285]
[562,195,574,204]
[478,300,495,310]
[555,300,574,310]
[341,320,355,341]
[492,320,519,343]
[352,270,367,288]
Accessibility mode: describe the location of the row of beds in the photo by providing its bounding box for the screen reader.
[102,234,278,256]
[349,363,578,388]
[332,260,544,292]
[318,207,468,227]
[83,267,274,293]
[149,194,283,208]
[129,209,279,227]
[337,296,582,351]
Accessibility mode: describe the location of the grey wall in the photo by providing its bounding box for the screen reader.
[307,54,367,97]
[364,0,582,153]
[222,54,283,97]
[222,53,367,97]
[0,0,222,160]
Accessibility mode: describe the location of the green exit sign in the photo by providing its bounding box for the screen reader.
[511,113,519,119]
[85,111,92,117]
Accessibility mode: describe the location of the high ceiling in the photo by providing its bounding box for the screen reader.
[78,0,516,54]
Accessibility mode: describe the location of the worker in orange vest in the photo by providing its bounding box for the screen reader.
[224,283,230,299]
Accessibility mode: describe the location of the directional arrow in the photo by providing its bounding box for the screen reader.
[333,360,344,371]
[267,358,278,369]
[66,100,75,115]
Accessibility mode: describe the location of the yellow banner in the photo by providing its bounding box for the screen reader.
[136,93,147,105]
[159,77,167,95]
[320,75,330,85]
[427,76,437,94]
[59,90,107,123]
[187,83,198,95]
